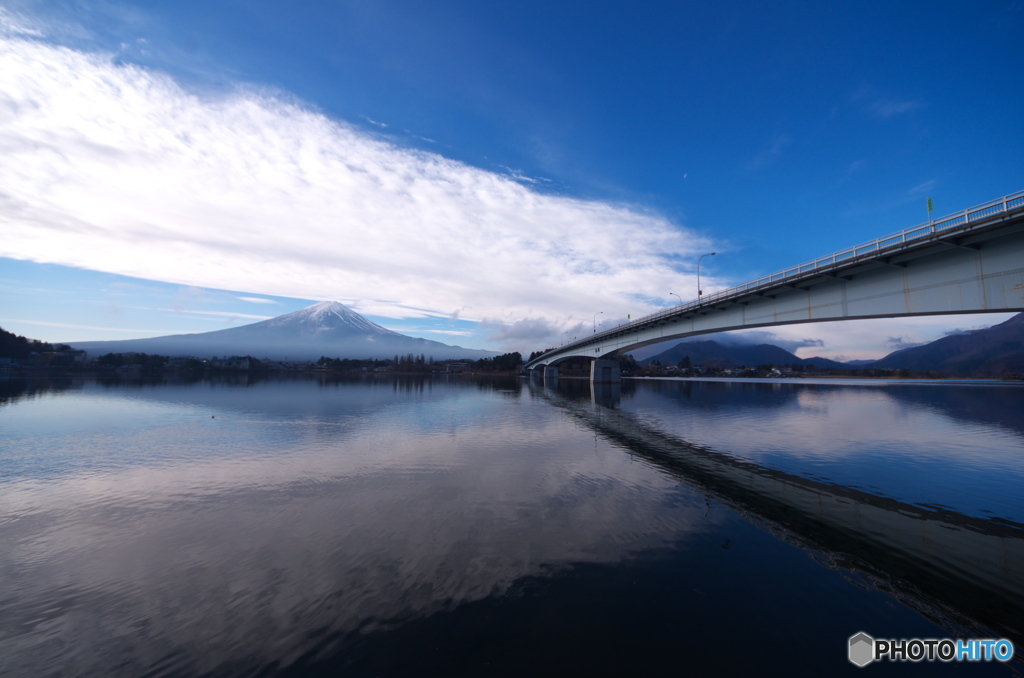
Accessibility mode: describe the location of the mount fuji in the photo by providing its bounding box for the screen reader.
[68,301,497,361]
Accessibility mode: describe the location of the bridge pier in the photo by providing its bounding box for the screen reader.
[544,365,559,381]
[590,359,621,384]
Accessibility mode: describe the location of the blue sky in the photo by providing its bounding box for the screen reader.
[1,0,1022,359]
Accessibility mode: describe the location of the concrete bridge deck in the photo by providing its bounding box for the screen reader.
[527,190,1024,381]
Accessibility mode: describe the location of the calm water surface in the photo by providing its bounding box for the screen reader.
[1,374,1022,676]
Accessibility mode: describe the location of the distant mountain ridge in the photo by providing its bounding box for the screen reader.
[639,340,848,370]
[638,313,1024,376]
[68,301,496,361]
[871,313,1024,375]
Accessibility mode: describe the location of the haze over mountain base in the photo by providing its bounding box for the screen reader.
[69,301,496,361]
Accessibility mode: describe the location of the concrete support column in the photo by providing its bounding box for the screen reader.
[543,365,559,381]
[590,359,621,383]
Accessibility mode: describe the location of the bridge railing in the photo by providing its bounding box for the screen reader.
[692,190,1024,310]
[535,189,1024,364]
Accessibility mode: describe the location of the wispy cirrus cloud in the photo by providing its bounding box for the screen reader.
[0,7,43,38]
[0,318,178,334]
[236,296,279,304]
[133,307,274,321]
[745,134,790,171]
[414,329,475,337]
[867,98,922,119]
[0,30,714,336]
[852,85,924,119]
[906,179,937,198]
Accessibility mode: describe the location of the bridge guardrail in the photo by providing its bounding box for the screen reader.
[535,189,1024,364]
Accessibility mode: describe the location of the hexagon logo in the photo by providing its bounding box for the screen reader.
[849,632,875,667]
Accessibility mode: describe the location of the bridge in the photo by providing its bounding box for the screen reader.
[526,190,1024,381]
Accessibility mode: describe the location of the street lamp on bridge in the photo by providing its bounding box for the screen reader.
[697,252,716,304]
[669,292,683,306]
[593,311,603,333]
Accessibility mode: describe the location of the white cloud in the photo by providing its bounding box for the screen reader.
[500,165,542,184]
[236,296,279,304]
[415,328,475,337]
[482,316,557,344]
[0,34,713,336]
[0,8,44,38]
[748,314,1017,361]
[131,307,274,321]
[0,318,178,334]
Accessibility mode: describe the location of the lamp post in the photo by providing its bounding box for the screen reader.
[593,311,603,333]
[697,252,716,304]
[670,292,683,306]
[562,331,569,346]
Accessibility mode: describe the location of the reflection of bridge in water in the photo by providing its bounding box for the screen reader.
[528,378,1024,651]
[527,190,1024,381]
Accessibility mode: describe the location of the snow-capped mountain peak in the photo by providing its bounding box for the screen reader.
[263,301,398,336]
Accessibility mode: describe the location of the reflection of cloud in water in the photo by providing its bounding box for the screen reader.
[535,384,1024,653]
[0,384,711,675]
[615,380,1024,523]
[1,377,526,483]
[882,383,1024,441]
[626,382,1024,463]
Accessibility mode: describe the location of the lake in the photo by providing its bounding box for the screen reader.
[1,373,1022,676]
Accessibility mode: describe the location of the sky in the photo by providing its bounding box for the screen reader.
[1,0,1022,360]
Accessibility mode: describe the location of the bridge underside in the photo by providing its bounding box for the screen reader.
[529,213,1024,380]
